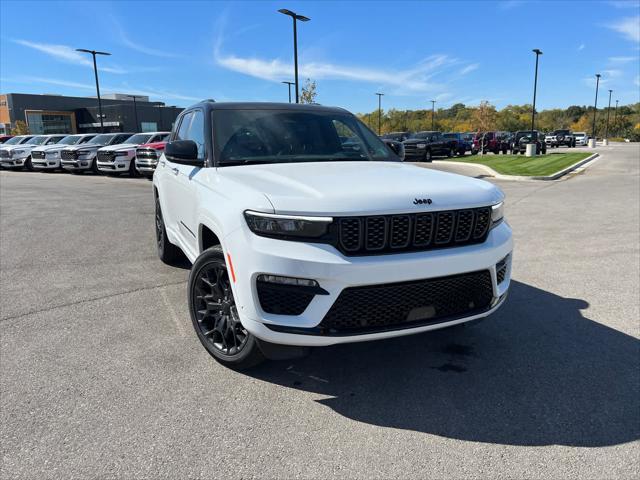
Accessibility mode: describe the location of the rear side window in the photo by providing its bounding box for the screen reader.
[188,111,206,159]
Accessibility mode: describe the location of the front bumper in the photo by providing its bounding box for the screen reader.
[32,156,61,169]
[97,160,130,172]
[224,221,513,346]
[0,156,27,168]
[62,156,93,170]
[135,158,157,174]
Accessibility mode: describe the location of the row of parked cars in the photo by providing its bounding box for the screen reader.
[0,132,169,177]
[379,129,590,162]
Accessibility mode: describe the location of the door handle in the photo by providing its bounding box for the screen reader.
[171,167,179,175]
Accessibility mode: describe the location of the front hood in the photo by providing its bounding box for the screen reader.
[139,141,166,150]
[65,144,101,152]
[217,161,502,216]
[33,144,69,153]
[2,144,35,152]
[99,143,138,152]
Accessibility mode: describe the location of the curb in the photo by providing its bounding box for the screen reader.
[436,153,600,181]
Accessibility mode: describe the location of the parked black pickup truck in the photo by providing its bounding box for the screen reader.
[403,131,455,162]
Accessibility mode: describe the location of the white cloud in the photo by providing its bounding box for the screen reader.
[578,44,585,51]
[12,39,126,74]
[609,1,640,8]
[608,55,638,63]
[607,16,640,43]
[112,17,178,58]
[459,63,479,75]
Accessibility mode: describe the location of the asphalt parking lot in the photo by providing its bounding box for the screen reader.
[1,144,638,479]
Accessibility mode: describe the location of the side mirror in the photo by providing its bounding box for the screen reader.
[386,142,401,155]
[165,140,202,165]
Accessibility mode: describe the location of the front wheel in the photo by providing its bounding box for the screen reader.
[155,195,182,264]
[24,156,33,172]
[425,149,432,162]
[447,148,454,158]
[189,246,265,370]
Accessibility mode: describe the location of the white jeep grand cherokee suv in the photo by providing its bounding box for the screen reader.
[97,132,169,176]
[154,102,513,369]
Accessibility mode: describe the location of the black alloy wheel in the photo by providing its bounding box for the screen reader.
[188,246,265,369]
[155,196,181,264]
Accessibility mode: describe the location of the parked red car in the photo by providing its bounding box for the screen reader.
[472,131,510,155]
[134,140,167,178]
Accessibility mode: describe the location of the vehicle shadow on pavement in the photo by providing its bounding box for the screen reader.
[249,280,639,447]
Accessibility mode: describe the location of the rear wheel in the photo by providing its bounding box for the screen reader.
[24,156,33,172]
[91,158,100,174]
[189,246,265,370]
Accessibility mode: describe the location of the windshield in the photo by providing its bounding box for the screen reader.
[124,134,153,145]
[574,132,586,137]
[409,132,431,139]
[516,131,536,140]
[443,133,457,139]
[58,135,83,145]
[26,136,49,145]
[212,109,394,165]
[3,136,26,145]
[86,134,115,145]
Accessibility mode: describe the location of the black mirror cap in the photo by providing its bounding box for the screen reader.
[165,140,202,165]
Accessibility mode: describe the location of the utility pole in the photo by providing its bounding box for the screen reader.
[430,100,436,130]
[613,99,619,137]
[375,93,384,135]
[76,48,111,132]
[282,81,295,103]
[278,9,310,104]
[592,74,601,140]
[604,89,613,140]
[531,49,543,131]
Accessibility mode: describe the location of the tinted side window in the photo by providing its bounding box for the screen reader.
[80,136,94,144]
[186,111,206,159]
[175,112,193,141]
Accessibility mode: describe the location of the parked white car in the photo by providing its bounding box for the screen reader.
[97,132,169,176]
[573,132,589,146]
[61,133,135,173]
[153,102,513,369]
[0,135,65,170]
[31,134,97,171]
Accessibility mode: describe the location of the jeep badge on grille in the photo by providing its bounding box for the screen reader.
[413,198,433,205]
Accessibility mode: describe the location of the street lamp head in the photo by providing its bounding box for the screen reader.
[532,49,543,55]
[609,89,613,93]
[76,48,111,56]
[596,73,601,78]
[375,92,384,96]
[278,8,310,21]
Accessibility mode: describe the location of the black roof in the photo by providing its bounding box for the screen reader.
[186,100,350,114]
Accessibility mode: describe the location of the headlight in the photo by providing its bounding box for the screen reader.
[416,143,427,149]
[13,149,24,155]
[491,202,504,227]
[115,151,129,157]
[244,210,332,239]
[78,150,92,156]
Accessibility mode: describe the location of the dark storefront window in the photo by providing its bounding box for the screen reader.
[26,112,74,134]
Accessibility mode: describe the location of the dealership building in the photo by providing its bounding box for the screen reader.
[0,93,184,135]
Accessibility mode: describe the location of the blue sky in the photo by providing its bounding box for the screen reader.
[1,0,639,113]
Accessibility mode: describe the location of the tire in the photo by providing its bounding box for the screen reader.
[91,158,100,174]
[471,149,478,156]
[502,147,508,154]
[128,159,138,178]
[24,156,33,172]
[188,246,266,370]
[155,195,182,265]
[447,148,454,158]
[425,149,432,162]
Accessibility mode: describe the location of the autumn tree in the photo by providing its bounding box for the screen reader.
[11,120,30,135]
[300,78,318,104]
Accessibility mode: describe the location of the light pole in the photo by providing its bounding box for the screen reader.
[613,99,619,137]
[124,95,143,131]
[430,100,436,130]
[282,81,295,103]
[375,93,384,135]
[76,48,111,132]
[531,49,542,132]
[591,74,601,142]
[604,89,613,142]
[278,9,310,104]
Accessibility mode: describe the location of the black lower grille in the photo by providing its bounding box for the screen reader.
[31,151,46,160]
[257,281,315,315]
[136,148,158,160]
[496,256,508,284]
[318,270,493,334]
[97,151,115,162]
[61,150,78,160]
[0,151,9,159]
[335,207,491,256]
